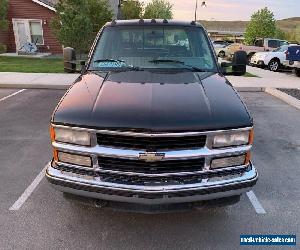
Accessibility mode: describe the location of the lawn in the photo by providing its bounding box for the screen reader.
[0,56,64,73]
[244,72,257,77]
[0,56,258,76]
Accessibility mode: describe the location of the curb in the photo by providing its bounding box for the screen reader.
[235,87,265,92]
[0,83,69,90]
[265,88,300,111]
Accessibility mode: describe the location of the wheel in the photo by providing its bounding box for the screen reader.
[294,68,300,77]
[218,50,225,58]
[268,59,280,72]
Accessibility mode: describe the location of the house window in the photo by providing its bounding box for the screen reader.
[29,21,44,45]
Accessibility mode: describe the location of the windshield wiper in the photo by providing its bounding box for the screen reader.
[148,59,213,72]
[93,59,143,71]
[149,59,185,64]
[93,59,125,63]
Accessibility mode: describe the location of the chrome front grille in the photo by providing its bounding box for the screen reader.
[96,133,207,151]
[98,156,205,174]
[52,125,253,188]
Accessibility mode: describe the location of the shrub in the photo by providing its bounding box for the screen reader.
[0,43,7,54]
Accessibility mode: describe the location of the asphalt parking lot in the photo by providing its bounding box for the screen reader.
[0,88,299,250]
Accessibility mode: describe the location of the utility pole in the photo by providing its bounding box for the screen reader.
[195,0,207,21]
[117,0,124,19]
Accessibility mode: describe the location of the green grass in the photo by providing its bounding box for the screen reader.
[244,72,257,77]
[0,56,64,73]
[0,56,258,77]
[226,66,258,77]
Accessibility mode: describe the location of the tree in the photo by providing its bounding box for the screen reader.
[244,7,276,45]
[143,0,173,19]
[51,0,113,57]
[121,0,143,19]
[0,0,9,31]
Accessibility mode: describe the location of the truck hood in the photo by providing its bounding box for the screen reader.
[53,71,252,132]
[254,52,270,57]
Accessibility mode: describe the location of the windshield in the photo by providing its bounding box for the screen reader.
[273,45,289,52]
[90,25,217,72]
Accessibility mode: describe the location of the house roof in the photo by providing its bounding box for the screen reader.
[32,0,58,11]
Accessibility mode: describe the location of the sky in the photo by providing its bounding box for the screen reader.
[143,0,300,21]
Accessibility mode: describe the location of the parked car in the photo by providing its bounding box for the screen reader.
[212,40,229,47]
[283,45,300,77]
[250,44,297,72]
[228,38,289,61]
[46,20,257,212]
[212,41,232,58]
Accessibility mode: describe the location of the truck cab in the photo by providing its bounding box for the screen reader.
[228,38,289,61]
[46,19,257,212]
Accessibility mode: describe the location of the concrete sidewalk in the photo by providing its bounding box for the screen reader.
[0,66,299,90]
[227,66,300,89]
[0,72,79,89]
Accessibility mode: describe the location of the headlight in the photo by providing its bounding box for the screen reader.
[51,127,91,146]
[257,54,267,60]
[213,129,253,148]
[211,154,247,169]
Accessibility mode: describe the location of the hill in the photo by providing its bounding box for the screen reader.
[199,17,300,33]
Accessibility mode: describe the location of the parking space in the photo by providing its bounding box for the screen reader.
[0,89,299,249]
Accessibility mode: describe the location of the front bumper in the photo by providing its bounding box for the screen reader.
[250,59,265,67]
[46,161,258,205]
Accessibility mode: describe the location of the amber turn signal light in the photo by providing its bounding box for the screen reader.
[50,126,55,142]
[249,129,254,145]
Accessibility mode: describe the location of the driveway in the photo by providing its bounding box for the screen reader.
[0,89,299,249]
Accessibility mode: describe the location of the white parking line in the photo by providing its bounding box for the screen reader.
[9,163,49,211]
[0,89,26,102]
[246,191,266,214]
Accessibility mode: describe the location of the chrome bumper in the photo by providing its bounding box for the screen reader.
[46,162,257,205]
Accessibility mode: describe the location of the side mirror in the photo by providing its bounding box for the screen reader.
[63,47,77,73]
[220,61,230,74]
[231,50,247,76]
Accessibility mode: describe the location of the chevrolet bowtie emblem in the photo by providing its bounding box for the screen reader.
[139,152,165,162]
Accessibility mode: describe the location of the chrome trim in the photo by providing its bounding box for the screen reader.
[46,162,257,192]
[53,184,252,205]
[53,141,252,160]
[52,124,253,137]
[55,160,250,177]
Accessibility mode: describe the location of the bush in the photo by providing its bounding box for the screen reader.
[0,43,7,54]
[51,0,113,58]
[0,0,9,31]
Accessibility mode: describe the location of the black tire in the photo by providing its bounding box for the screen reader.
[294,68,300,77]
[268,59,280,72]
[218,50,225,58]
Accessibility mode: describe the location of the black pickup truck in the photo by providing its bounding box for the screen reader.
[46,19,257,212]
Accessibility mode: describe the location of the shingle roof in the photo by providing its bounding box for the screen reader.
[31,0,57,11]
[37,0,58,7]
